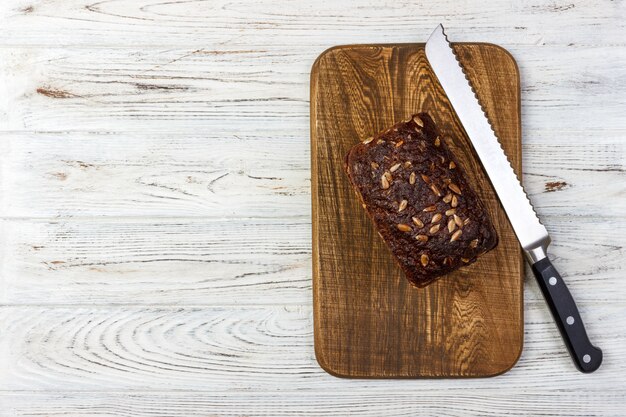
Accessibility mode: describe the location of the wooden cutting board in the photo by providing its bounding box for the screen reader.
[310,43,524,378]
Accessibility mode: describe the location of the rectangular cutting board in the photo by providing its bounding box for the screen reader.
[311,43,524,378]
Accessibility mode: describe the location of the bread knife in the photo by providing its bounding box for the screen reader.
[425,24,602,373]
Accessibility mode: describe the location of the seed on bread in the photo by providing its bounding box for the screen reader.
[420,254,429,267]
[423,205,436,212]
[363,136,374,144]
[413,115,424,127]
[451,195,458,208]
[450,230,462,242]
[390,163,401,172]
[429,224,440,234]
[431,213,442,223]
[397,223,412,232]
[449,161,456,169]
[398,199,408,212]
[415,234,428,243]
[445,208,456,216]
[409,172,416,185]
[448,183,462,195]
[430,184,442,197]
[412,217,424,228]
[454,214,463,227]
[447,218,456,233]
[381,174,390,189]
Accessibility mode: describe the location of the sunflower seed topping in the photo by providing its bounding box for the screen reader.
[448,183,462,195]
[397,223,412,232]
[420,254,429,266]
[430,184,442,197]
[381,173,390,189]
[398,199,408,212]
[447,218,456,233]
[412,217,424,228]
[450,230,462,242]
[454,214,463,227]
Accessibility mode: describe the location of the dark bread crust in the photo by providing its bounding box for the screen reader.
[345,113,498,287]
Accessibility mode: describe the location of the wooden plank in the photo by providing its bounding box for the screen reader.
[0,303,620,391]
[0,0,624,47]
[0,131,310,218]
[0,216,620,306]
[0,45,624,132]
[2,390,626,417]
[0,131,622,218]
[0,218,311,306]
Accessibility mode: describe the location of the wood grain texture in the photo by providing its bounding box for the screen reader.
[0,0,624,414]
[0,45,623,133]
[0,131,622,218]
[0,304,621,391]
[0,216,619,306]
[2,390,626,417]
[311,44,522,377]
[0,0,624,47]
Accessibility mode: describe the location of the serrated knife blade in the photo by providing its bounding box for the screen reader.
[425,24,601,373]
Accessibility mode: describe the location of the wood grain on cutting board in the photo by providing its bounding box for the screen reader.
[311,43,524,377]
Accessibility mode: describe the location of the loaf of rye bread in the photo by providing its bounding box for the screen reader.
[344,113,498,287]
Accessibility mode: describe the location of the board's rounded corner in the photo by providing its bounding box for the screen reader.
[480,43,520,79]
[485,336,524,378]
[314,345,352,378]
[311,44,351,76]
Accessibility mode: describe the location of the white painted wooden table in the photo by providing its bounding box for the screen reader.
[0,1,624,415]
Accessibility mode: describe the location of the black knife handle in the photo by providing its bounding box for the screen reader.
[531,257,602,373]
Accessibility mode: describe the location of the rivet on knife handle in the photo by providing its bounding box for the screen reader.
[425,24,602,373]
